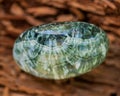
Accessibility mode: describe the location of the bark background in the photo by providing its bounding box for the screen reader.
[0,0,120,96]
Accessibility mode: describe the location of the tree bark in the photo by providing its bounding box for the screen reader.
[0,0,120,96]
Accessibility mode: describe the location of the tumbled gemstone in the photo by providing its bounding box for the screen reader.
[13,22,109,79]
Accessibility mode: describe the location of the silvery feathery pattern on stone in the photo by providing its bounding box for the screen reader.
[13,22,109,79]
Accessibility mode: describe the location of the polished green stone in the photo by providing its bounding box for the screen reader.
[13,22,109,79]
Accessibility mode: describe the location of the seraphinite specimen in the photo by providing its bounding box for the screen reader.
[13,22,109,79]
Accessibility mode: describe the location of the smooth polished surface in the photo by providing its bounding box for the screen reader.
[13,22,109,79]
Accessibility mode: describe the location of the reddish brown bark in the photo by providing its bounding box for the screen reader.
[0,0,120,96]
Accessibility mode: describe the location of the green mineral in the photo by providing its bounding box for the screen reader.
[13,22,109,79]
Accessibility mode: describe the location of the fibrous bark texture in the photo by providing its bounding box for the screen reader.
[0,0,120,96]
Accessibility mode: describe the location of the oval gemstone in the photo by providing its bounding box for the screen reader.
[13,22,109,79]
